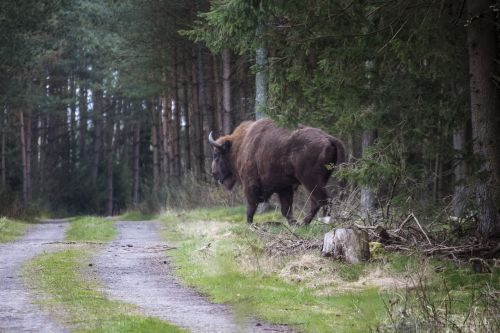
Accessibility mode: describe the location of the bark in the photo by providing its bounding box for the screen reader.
[92,89,103,188]
[19,110,32,206]
[196,43,207,178]
[360,129,377,220]
[105,101,115,216]
[452,126,467,216]
[1,109,6,188]
[466,0,500,237]
[161,95,170,181]
[222,48,232,134]
[213,54,223,132]
[150,101,160,195]
[322,228,370,263]
[132,122,140,206]
[254,39,267,120]
[78,82,88,161]
[171,49,181,179]
[182,55,192,172]
[69,74,77,167]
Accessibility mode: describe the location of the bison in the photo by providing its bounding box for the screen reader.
[209,119,346,225]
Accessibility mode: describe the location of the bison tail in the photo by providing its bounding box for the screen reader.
[332,138,347,166]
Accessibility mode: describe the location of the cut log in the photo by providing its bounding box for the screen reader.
[321,228,370,263]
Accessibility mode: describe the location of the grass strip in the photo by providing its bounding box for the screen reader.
[23,249,186,333]
[160,207,387,333]
[66,216,117,242]
[116,211,155,221]
[0,216,30,243]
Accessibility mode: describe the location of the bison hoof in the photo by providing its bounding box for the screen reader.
[288,219,298,226]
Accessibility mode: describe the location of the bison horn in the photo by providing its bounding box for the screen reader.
[208,131,222,148]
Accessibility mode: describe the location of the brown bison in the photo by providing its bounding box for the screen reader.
[209,119,346,225]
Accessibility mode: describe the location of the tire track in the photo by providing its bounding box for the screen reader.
[95,221,292,333]
[0,220,69,333]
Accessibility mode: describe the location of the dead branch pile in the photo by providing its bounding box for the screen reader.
[357,212,500,262]
[253,223,322,256]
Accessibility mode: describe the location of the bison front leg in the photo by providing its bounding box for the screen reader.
[246,200,258,224]
[278,187,297,225]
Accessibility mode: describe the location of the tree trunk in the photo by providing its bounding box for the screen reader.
[222,48,232,134]
[360,129,377,220]
[466,0,500,237]
[78,82,88,161]
[92,89,103,188]
[183,55,192,172]
[150,101,160,196]
[171,49,181,179]
[19,111,30,206]
[196,43,207,178]
[213,54,223,132]
[132,122,140,206]
[255,29,267,120]
[105,100,115,216]
[452,126,467,217]
[1,108,6,189]
[160,95,170,181]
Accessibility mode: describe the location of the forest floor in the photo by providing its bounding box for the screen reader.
[0,218,292,333]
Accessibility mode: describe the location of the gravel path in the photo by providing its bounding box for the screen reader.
[0,220,69,333]
[95,221,292,333]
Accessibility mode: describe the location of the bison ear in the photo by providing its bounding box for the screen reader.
[221,140,231,153]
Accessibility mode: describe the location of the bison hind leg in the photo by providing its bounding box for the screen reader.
[303,187,329,225]
[278,187,297,225]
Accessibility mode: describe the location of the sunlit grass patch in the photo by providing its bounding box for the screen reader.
[23,249,185,333]
[66,216,117,242]
[0,216,30,243]
[160,209,388,333]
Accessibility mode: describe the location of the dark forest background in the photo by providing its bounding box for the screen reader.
[1,0,499,238]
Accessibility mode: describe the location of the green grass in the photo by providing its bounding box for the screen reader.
[66,216,117,242]
[23,249,185,333]
[0,216,30,243]
[160,207,388,333]
[117,211,155,221]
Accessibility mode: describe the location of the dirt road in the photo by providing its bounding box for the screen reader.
[95,221,291,333]
[0,220,68,333]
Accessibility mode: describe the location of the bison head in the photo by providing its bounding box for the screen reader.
[209,132,236,190]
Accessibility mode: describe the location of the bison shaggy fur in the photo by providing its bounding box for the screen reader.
[210,119,345,225]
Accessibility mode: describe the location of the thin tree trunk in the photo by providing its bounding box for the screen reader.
[161,95,169,181]
[105,100,115,216]
[1,108,6,189]
[183,56,192,172]
[191,47,201,176]
[78,82,88,161]
[222,48,232,134]
[255,6,267,120]
[360,129,377,220]
[452,126,467,216]
[132,122,140,206]
[196,43,207,178]
[466,0,500,237]
[92,89,103,188]
[213,54,223,132]
[150,101,160,196]
[171,49,181,179]
[19,111,28,206]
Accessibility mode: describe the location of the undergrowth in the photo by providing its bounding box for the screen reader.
[160,207,389,333]
[160,205,499,333]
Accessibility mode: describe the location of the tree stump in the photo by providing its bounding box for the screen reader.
[321,228,370,263]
